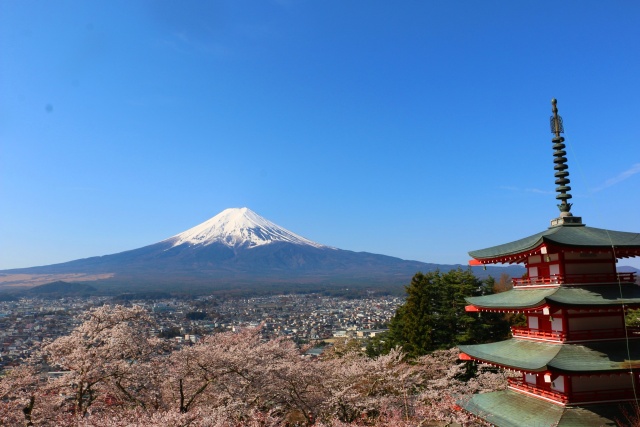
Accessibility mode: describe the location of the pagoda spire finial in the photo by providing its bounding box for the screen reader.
[551,98,564,137]
[549,99,582,227]
[550,99,571,212]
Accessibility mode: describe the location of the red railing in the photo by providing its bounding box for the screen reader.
[511,327,640,342]
[511,327,565,341]
[508,378,568,403]
[512,276,562,287]
[513,272,636,287]
[509,378,637,404]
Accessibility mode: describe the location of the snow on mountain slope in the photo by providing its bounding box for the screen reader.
[165,208,328,249]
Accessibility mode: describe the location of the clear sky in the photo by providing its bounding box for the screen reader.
[1,1,639,270]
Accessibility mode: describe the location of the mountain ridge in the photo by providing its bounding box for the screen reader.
[0,208,526,290]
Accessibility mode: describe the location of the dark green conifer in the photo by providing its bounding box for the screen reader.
[382,269,510,358]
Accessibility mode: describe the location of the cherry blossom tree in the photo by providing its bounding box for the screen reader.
[1,306,508,426]
[0,357,45,427]
[320,348,420,423]
[162,327,326,424]
[412,348,495,425]
[43,305,164,417]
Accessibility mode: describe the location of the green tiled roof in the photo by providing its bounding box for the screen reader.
[466,288,557,309]
[463,390,621,426]
[459,339,640,373]
[459,339,561,372]
[552,340,640,372]
[466,285,640,310]
[469,225,640,260]
[549,285,640,306]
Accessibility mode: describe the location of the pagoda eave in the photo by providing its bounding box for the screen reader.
[458,351,548,373]
[470,246,640,265]
[460,339,640,374]
[465,303,548,313]
[466,285,640,311]
[461,389,622,426]
[469,255,528,265]
[465,288,555,311]
[468,225,640,263]
[459,340,559,373]
[614,248,640,258]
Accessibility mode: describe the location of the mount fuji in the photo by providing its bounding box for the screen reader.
[0,208,523,292]
[165,207,327,251]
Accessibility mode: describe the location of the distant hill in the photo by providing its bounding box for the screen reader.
[28,281,97,296]
[0,293,18,301]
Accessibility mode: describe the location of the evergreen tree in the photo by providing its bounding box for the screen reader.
[383,269,509,358]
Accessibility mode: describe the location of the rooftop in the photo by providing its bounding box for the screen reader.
[469,225,640,264]
[459,338,640,373]
[462,389,621,426]
[466,284,640,310]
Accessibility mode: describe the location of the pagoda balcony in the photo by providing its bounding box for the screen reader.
[509,378,637,404]
[511,327,565,341]
[512,272,636,287]
[507,378,568,404]
[512,326,640,342]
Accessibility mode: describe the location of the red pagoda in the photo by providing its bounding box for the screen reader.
[459,99,640,426]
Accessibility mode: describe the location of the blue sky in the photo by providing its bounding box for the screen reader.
[1,1,639,270]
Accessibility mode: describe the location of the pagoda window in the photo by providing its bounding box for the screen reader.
[550,375,565,393]
[551,317,563,331]
[525,373,536,385]
[524,253,562,285]
[528,316,539,330]
[528,255,542,264]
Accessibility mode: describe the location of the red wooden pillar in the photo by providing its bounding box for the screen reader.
[564,374,572,403]
[560,308,568,341]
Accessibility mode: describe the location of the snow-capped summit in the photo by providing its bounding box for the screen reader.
[166,207,327,249]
